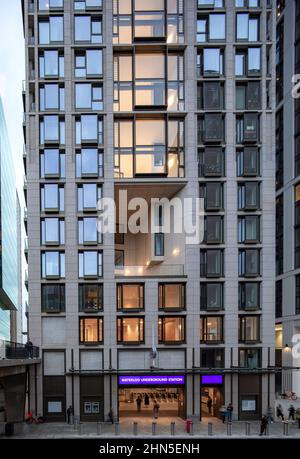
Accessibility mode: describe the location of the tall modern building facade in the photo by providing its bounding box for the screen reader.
[275,0,300,395]
[23,0,276,422]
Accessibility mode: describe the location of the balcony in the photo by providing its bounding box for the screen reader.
[115,264,185,278]
[0,340,39,360]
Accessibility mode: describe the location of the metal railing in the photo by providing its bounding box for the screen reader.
[115,264,185,277]
[0,340,39,360]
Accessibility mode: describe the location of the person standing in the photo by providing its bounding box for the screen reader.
[226,403,233,422]
[153,400,160,419]
[219,405,227,423]
[144,393,150,408]
[276,404,284,421]
[207,395,213,415]
[260,415,268,436]
[67,405,73,424]
[108,407,114,424]
[136,396,142,412]
[288,404,295,421]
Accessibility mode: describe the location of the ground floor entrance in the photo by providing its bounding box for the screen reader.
[201,386,224,419]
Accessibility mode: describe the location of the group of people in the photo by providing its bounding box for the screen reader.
[136,395,160,419]
[219,403,234,423]
[259,404,299,435]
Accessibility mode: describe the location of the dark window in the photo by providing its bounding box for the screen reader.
[200,316,223,343]
[79,284,103,312]
[296,275,300,315]
[238,182,260,210]
[276,109,284,189]
[239,348,261,368]
[117,284,144,310]
[204,216,223,244]
[79,317,103,343]
[239,282,260,310]
[239,249,260,277]
[276,20,284,104]
[236,148,259,177]
[238,216,260,243]
[276,194,283,275]
[200,283,223,310]
[236,82,261,110]
[41,284,65,312]
[276,280,282,318]
[236,114,259,143]
[295,185,300,268]
[198,114,224,143]
[158,283,185,310]
[200,249,224,277]
[117,317,144,344]
[198,147,225,177]
[200,182,223,210]
[115,250,124,268]
[154,233,164,256]
[158,316,185,344]
[201,348,224,368]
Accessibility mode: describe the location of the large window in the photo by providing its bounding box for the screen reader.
[296,275,300,315]
[74,16,102,43]
[158,283,185,310]
[41,251,65,278]
[39,50,64,78]
[198,82,224,110]
[76,115,103,144]
[197,14,226,42]
[200,283,223,310]
[76,148,103,178]
[239,282,260,310]
[41,284,65,313]
[239,348,261,368]
[198,0,224,8]
[79,284,103,312]
[239,249,260,277]
[40,116,65,144]
[39,0,64,10]
[134,0,165,40]
[78,217,102,245]
[41,218,65,245]
[75,83,103,110]
[80,317,103,343]
[235,48,261,76]
[200,316,223,342]
[295,185,300,268]
[117,284,144,310]
[39,17,64,44]
[40,149,65,178]
[134,53,166,108]
[236,13,259,41]
[236,148,259,177]
[236,114,259,143]
[78,251,103,278]
[74,0,102,10]
[117,317,144,344]
[200,250,224,278]
[201,348,224,368]
[197,49,224,77]
[41,184,64,212]
[238,216,260,243]
[40,84,65,111]
[198,114,224,143]
[158,316,185,343]
[236,82,261,110]
[239,315,260,342]
[204,216,223,244]
[77,184,102,211]
[238,182,260,210]
[199,183,223,210]
[198,147,225,177]
[75,50,103,78]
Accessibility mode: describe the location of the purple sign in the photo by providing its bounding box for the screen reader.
[201,375,223,385]
[118,375,185,386]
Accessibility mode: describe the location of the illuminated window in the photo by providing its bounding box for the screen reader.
[80,317,103,343]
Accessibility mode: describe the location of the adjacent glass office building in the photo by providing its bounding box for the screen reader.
[23,0,276,422]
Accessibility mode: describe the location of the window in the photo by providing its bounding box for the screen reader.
[40,84,65,111]
[79,284,103,312]
[117,317,144,344]
[204,216,223,244]
[295,185,300,268]
[200,283,223,310]
[239,282,260,310]
[78,217,102,244]
[239,249,260,277]
[236,114,259,143]
[113,55,133,111]
[135,119,166,175]
[200,183,223,210]
[115,249,124,267]
[41,251,65,278]
[74,16,102,43]
[239,349,261,369]
[197,14,226,43]
[41,284,65,313]
[75,83,103,110]
[198,148,224,177]
[276,279,282,318]
[238,182,260,210]
[238,216,260,243]
[78,251,103,278]
[39,0,64,9]
[167,53,184,110]
[134,53,166,108]
[296,275,300,315]
[41,184,64,212]
[77,184,102,211]
[76,115,103,144]
[40,149,65,178]
[158,283,185,310]
[201,348,224,369]
[236,82,261,110]
[74,0,102,10]
[154,233,164,256]
[39,50,64,78]
[200,250,224,277]
[198,114,224,143]
[40,116,65,144]
[134,0,165,40]
[76,149,103,178]
[235,0,260,6]
[197,49,224,77]
[235,48,261,76]
[117,284,144,310]
[198,82,224,110]
[200,316,223,342]
[239,315,260,342]
[39,17,64,44]
[75,50,103,78]
[276,109,284,190]
[198,0,224,7]
[80,317,103,343]
[237,148,259,176]
[236,13,259,41]
[41,218,65,245]
[158,316,185,343]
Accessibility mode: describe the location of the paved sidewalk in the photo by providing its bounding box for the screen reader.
[5,416,300,438]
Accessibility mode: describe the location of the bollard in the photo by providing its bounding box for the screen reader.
[171,421,176,436]
[189,421,194,436]
[208,422,213,436]
[79,422,83,435]
[266,423,270,436]
[133,421,138,436]
[227,422,232,436]
[73,416,79,430]
[245,422,251,436]
[152,422,157,436]
[97,422,102,436]
[115,421,120,436]
[70,414,74,425]
[283,421,289,436]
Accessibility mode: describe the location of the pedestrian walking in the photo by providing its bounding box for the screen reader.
[276,404,284,421]
[144,393,150,407]
[207,395,213,415]
[136,395,142,412]
[108,407,114,424]
[226,403,233,422]
[153,400,160,419]
[260,415,268,436]
[288,404,295,421]
[67,405,73,424]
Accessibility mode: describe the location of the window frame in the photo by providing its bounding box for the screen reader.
[117,283,145,311]
[239,315,261,343]
[117,316,145,344]
[158,283,186,311]
[78,283,103,312]
[158,315,186,344]
[200,315,224,343]
[79,316,103,344]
